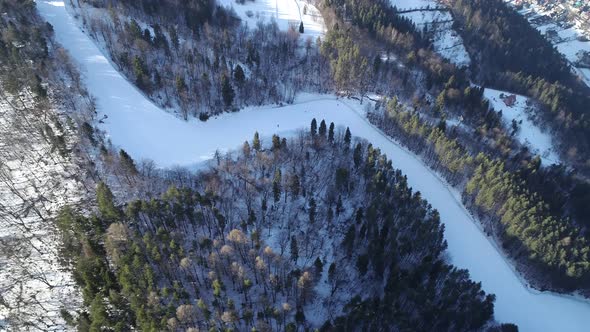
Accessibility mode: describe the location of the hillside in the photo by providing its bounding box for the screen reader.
[57,125,504,331]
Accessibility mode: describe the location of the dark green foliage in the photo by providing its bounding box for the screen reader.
[378,98,590,290]
[119,149,138,175]
[450,0,590,169]
[328,122,335,142]
[96,182,120,222]
[344,127,351,147]
[311,118,317,137]
[319,120,327,137]
[221,73,234,108]
[252,131,261,151]
[234,64,245,85]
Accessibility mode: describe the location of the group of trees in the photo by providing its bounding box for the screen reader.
[76,0,328,118]
[450,0,590,171]
[372,97,590,290]
[57,122,508,331]
[322,0,590,292]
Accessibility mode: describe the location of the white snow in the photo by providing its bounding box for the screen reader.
[389,0,471,67]
[218,0,325,41]
[36,1,590,331]
[484,88,560,165]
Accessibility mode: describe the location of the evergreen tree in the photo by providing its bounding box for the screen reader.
[96,182,120,223]
[319,120,327,137]
[272,134,281,150]
[353,143,363,168]
[252,132,261,151]
[234,64,245,85]
[290,236,299,262]
[119,149,138,175]
[221,73,234,108]
[243,141,251,156]
[344,127,351,148]
[328,122,335,142]
[310,118,317,137]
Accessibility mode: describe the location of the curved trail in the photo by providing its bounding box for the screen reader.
[36,1,590,331]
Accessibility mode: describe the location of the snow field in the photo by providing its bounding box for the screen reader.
[218,0,325,41]
[36,1,590,331]
[390,0,471,67]
[484,88,560,165]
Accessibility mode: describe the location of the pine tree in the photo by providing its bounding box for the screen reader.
[243,141,251,156]
[119,149,138,175]
[344,127,351,148]
[310,118,317,137]
[221,73,234,108]
[328,122,335,142]
[272,135,281,150]
[353,143,363,168]
[97,182,120,223]
[290,236,299,262]
[319,120,327,137]
[253,132,261,151]
[234,64,245,85]
[298,21,304,34]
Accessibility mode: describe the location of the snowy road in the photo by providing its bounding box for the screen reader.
[36,1,590,331]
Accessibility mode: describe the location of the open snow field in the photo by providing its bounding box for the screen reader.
[484,88,560,165]
[218,0,325,40]
[36,0,590,331]
[390,0,471,67]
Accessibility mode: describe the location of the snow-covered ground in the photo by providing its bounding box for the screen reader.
[218,0,325,41]
[0,88,81,330]
[484,88,560,165]
[36,0,590,331]
[390,0,471,67]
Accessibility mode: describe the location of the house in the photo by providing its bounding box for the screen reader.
[502,94,517,107]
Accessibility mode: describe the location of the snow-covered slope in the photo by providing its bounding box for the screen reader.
[219,0,325,40]
[0,88,81,330]
[484,88,560,165]
[36,1,590,331]
[390,0,471,67]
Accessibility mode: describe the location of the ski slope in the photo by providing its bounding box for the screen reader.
[36,1,590,331]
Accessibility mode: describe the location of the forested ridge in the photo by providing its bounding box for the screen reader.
[449,0,590,173]
[368,98,590,291]
[319,0,590,293]
[56,123,512,331]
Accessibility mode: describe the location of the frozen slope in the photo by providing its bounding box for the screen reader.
[36,1,590,331]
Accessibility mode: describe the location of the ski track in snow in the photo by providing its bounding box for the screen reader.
[36,1,590,331]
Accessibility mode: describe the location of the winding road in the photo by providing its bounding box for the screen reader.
[36,1,590,330]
